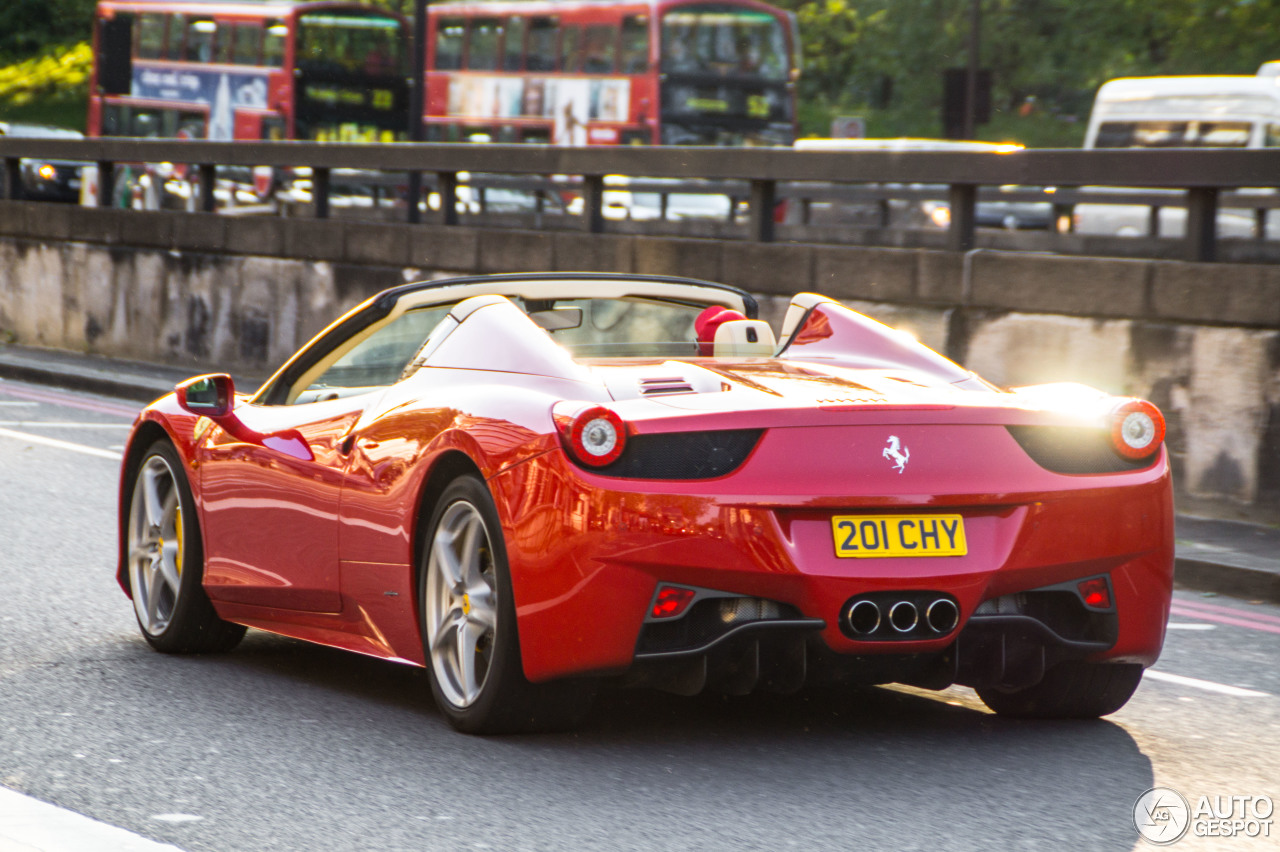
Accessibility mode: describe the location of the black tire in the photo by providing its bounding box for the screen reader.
[976,661,1143,719]
[125,440,246,654]
[418,475,594,734]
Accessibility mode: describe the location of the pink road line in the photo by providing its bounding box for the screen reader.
[1169,604,1280,635]
[0,385,141,419]
[1173,597,1280,626]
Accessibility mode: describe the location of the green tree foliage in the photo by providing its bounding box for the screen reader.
[0,0,96,62]
[774,0,1280,142]
[6,1,1280,143]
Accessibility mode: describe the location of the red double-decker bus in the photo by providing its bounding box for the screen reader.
[88,0,410,143]
[423,0,799,146]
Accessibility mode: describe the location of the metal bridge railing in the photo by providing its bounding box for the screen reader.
[4,137,1280,263]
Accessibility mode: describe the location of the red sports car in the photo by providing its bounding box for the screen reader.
[118,273,1173,732]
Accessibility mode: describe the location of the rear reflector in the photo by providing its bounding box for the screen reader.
[1077,577,1112,610]
[651,586,696,619]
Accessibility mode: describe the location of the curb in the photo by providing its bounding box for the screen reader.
[0,358,171,404]
[1174,557,1280,605]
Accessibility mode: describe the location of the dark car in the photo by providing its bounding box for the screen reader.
[0,122,85,203]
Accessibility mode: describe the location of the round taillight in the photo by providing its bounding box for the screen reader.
[566,406,626,467]
[1110,400,1165,460]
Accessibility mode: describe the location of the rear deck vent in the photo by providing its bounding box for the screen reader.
[640,376,695,396]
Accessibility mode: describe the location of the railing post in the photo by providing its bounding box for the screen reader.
[3,157,19,200]
[199,164,216,213]
[947,183,977,252]
[438,171,458,225]
[1255,208,1267,241]
[1185,187,1218,262]
[96,160,115,208]
[1148,205,1161,237]
[749,179,775,242]
[583,174,605,234]
[313,167,330,219]
[406,171,422,224]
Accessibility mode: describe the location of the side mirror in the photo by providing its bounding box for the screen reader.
[176,374,234,418]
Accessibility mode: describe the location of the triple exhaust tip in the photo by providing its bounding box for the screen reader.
[846,597,959,636]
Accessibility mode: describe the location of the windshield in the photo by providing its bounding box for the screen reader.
[533,297,706,358]
[297,13,405,76]
[660,5,788,80]
[293,13,408,142]
[1094,120,1253,148]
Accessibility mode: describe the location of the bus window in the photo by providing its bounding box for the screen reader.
[620,16,650,73]
[132,109,161,137]
[583,25,617,73]
[561,25,582,73]
[298,13,403,75]
[177,113,206,139]
[467,18,501,71]
[136,14,165,59]
[661,8,788,79]
[163,14,186,61]
[527,18,556,71]
[435,18,464,70]
[503,16,525,71]
[231,23,261,64]
[102,104,125,136]
[262,115,286,140]
[214,22,234,64]
[1268,125,1280,147]
[263,21,286,67]
[184,19,216,62]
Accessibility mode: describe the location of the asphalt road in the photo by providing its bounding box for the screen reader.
[1,378,1277,852]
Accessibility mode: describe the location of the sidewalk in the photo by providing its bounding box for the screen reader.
[2,342,1277,604]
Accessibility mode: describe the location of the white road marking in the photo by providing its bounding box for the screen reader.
[1145,670,1270,697]
[0,786,188,852]
[0,401,39,406]
[0,427,123,461]
[1166,622,1217,631]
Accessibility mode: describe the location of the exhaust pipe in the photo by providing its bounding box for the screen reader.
[925,598,959,634]
[846,599,881,635]
[888,601,918,633]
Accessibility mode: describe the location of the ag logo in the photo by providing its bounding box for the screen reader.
[1134,787,1191,845]
[882,435,909,473]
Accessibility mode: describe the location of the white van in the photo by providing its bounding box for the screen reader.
[1074,72,1280,237]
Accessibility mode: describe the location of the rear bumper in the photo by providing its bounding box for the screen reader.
[491,440,1173,685]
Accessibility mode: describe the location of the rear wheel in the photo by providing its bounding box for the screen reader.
[126,440,245,654]
[419,475,593,734]
[976,661,1143,719]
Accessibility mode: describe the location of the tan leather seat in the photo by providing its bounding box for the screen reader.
[713,319,776,357]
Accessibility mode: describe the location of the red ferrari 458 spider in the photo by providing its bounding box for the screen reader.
[118,273,1173,732]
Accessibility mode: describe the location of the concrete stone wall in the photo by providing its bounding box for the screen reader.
[1,201,1277,519]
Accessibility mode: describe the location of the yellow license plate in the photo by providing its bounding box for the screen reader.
[832,514,967,558]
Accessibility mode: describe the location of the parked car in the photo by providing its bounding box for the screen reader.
[0,122,85,202]
[117,272,1173,733]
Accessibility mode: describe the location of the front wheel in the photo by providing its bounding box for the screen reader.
[419,475,593,734]
[126,440,245,654]
[976,661,1143,719]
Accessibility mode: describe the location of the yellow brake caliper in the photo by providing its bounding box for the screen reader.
[174,507,183,576]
